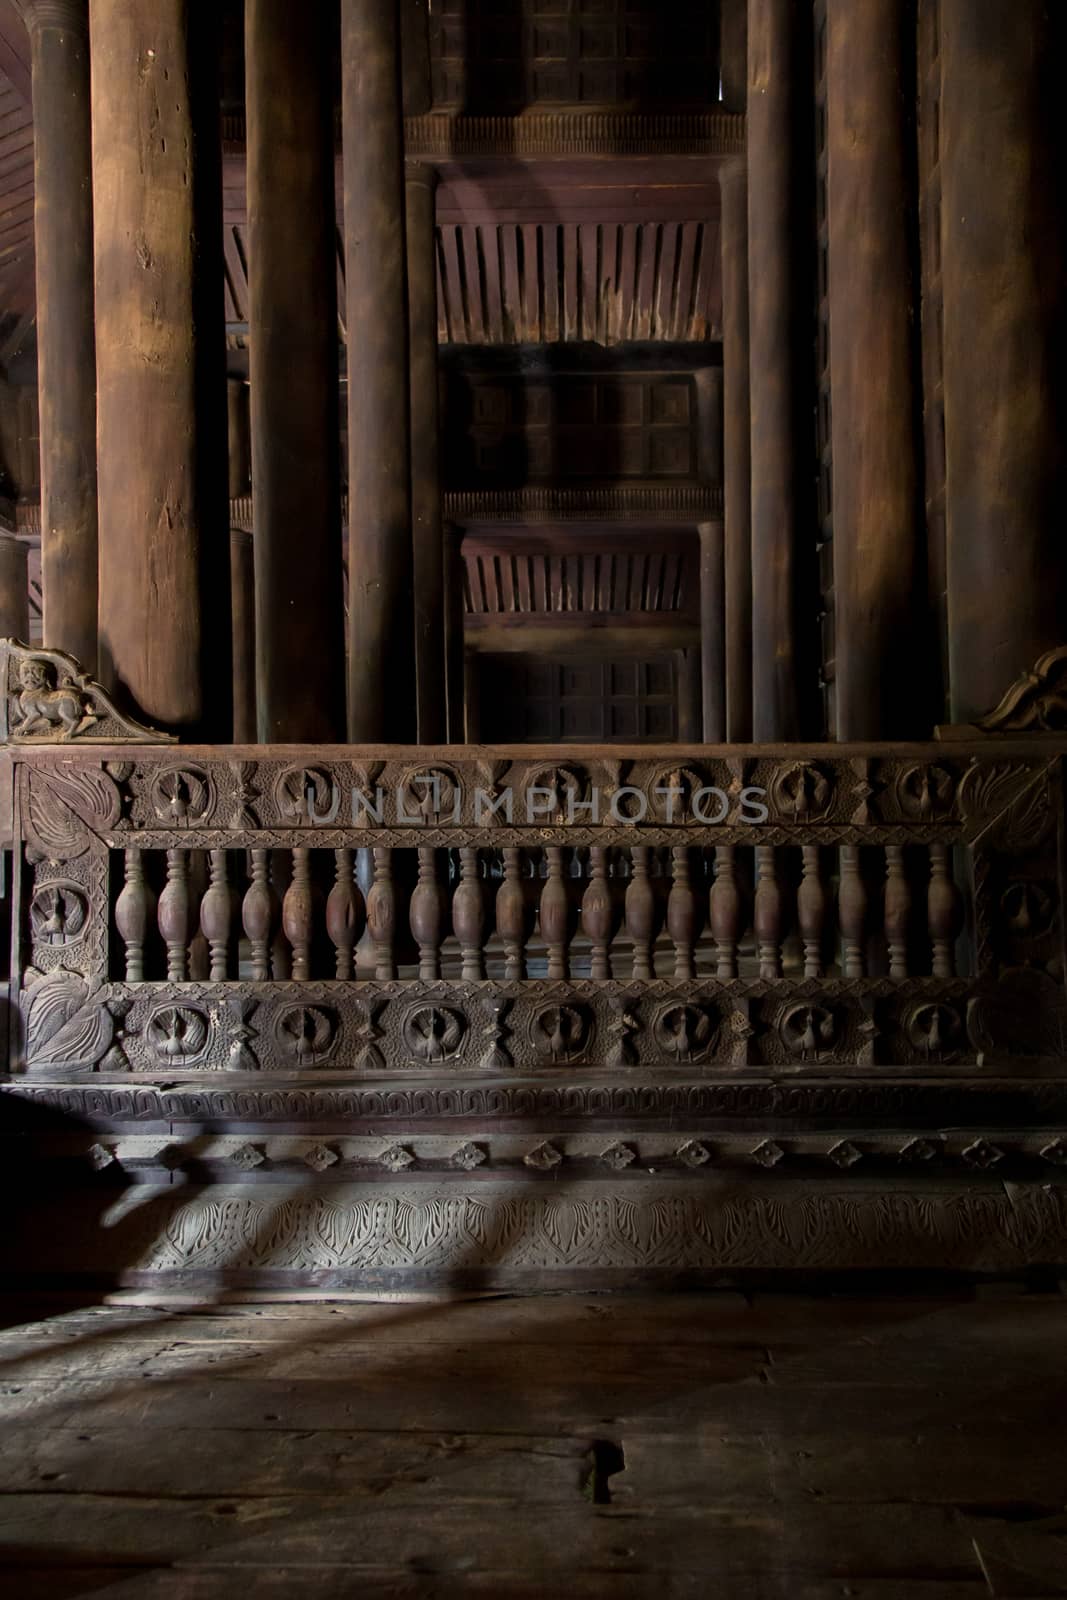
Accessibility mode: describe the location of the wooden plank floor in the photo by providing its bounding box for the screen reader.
[1,1288,1066,1598]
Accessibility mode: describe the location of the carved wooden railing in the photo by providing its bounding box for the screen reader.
[4,740,1064,1080]
[2,642,1067,1282]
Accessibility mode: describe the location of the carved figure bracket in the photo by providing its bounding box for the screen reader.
[1,640,175,745]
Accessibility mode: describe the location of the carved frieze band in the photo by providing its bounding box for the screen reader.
[11,1183,1066,1275]
[12,746,1059,844]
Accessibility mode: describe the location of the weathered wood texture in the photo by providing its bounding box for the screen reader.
[246,0,345,745]
[406,165,446,744]
[343,0,416,743]
[747,0,813,741]
[940,0,1067,724]
[698,520,725,741]
[444,522,466,742]
[826,0,923,740]
[0,1292,1064,1595]
[90,0,231,737]
[229,527,255,746]
[0,531,27,640]
[21,0,98,673]
[720,160,752,742]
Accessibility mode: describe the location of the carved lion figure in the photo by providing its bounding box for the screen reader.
[13,658,95,739]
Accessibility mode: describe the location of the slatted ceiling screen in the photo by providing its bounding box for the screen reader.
[478,653,679,742]
[0,65,35,317]
[462,543,696,616]
[435,219,722,345]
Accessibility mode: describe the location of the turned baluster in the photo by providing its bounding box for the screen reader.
[625,845,656,979]
[282,848,315,981]
[667,846,699,980]
[884,845,911,979]
[496,847,528,980]
[269,850,293,980]
[158,849,192,982]
[581,846,614,980]
[753,845,783,979]
[410,847,445,981]
[797,845,826,979]
[367,846,397,980]
[200,850,233,981]
[709,844,741,979]
[242,849,280,981]
[451,847,485,981]
[540,846,571,980]
[327,848,365,979]
[838,846,867,978]
[186,852,211,981]
[115,847,155,981]
[928,843,962,978]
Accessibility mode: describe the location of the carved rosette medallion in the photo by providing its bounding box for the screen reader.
[401,1005,467,1064]
[274,766,336,824]
[770,762,834,821]
[30,882,89,946]
[895,763,956,821]
[903,1001,962,1060]
[274,1004,338,1067]
[778,1002,837,1059]
[652,1003,718,1064]
[150,765,214,827]
[146,1005,210,1065]
[530,1004,590,1064]
[398,766,460,825]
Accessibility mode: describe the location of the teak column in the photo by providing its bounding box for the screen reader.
[90,0,230,736]
[826,0,921,740]
[406,163,447,743]
[699,521,726,742]
[940,0,1067,723]
[747,0,806,742]
[227,376,255,744]
[443,521,466,743]
[20,0,97,672]
[343,0,415,742]
[246,0,345,743]
[720,159,752,741]
[0,535,29,642]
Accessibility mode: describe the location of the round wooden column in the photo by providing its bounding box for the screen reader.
[0,534,29,642]
[941,0,1067,723]
[342,0,415,743]
[676,647,703,744]
[226,380,254,743]
[19,0,97,671]
[90,0,230,736]
[698,521,726,742]
[826,0,921,740]
[406,163,447,744]
[720,160,752,742]
[747,0,808,742]
[246,0,345,744]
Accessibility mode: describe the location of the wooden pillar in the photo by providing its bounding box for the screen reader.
[406,163,446,743]
[343,0,415,742]
[20,0,97,671]
[91,0,230,736]
[941,1,1067,723]
[444,521,466,743]
[698,522,726,742]
[246,0,345,744]
[720,160,752,742]
[747,0,809,742]
[720,0,748,114]
[826,0,921,740]
[677,646,703,744]
[226,378,254,744]
[0,535,29,641]
[230,528,255,744]
[463,649,480,744]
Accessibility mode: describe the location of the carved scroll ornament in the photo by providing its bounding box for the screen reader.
[0,640,175,745]
[976,645,1067,734]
